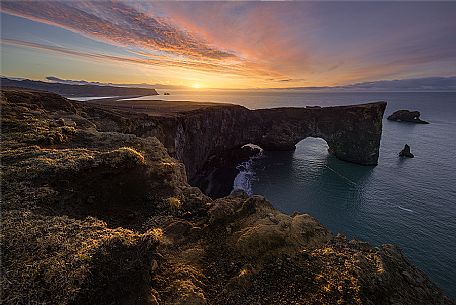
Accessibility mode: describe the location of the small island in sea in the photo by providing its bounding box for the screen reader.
[1,1,455,304]
[387,110,430,124]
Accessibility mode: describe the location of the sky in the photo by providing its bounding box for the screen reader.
[1,1,456,89]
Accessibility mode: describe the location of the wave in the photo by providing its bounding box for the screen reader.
[233,151,263,195]
[397,205,414,212]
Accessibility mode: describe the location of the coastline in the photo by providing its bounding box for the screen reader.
[1,87,453,304]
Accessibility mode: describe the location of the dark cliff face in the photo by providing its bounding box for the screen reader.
[169,102,387,184]
[0,88,386,185]
[174,103,386,178]
[82,100,386,181]
[173,103,386,177]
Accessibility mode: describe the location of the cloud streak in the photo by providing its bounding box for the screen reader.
[1,1,455,87]
[1,1,234,60]
[1,38,282,78]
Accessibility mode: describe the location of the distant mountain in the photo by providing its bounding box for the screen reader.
[0,77,159,97]
[339,76,456,91]
[281,76,456,91]
[46,76,185,90]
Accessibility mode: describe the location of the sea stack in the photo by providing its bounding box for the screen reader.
[399,144,415,158]
[387,110,429,124]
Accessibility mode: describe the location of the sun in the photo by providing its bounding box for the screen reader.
[191,83,201,89]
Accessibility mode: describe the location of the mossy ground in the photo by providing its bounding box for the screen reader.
[1,89,200,304]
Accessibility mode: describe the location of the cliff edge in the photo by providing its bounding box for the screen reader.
[87,95,386,184]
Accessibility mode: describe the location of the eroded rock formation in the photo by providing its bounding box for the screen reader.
[399,144,415,158]
[387,109,429,124]
[81,96,386,185]
[1,88,453,305]
[253,104,386,165]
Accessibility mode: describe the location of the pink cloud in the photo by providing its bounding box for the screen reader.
[1,38,283,79]
[1,1,235,60]
[152,2,315,76]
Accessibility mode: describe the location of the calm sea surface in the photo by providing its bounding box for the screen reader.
[127,90,456,297]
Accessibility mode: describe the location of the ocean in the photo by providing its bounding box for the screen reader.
[126,90,456,297]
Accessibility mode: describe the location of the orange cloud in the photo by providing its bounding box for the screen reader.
[1,1,290,82]
[1,1,234,60]
[3,1,454,88]
[1,38,284,80]
[154,2,314,76]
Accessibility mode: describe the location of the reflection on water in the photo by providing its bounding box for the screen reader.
[246,138,374,220]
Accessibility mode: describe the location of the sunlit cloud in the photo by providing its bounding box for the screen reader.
[1,1,234,60]
[150,2,315,74]
[1,1,290,83]
[1,1,455,88]
[1,38,283,79]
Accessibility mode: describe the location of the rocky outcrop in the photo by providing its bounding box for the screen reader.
[387,110,429,124]
[0,87,386,193]
[171,102,386,178]
[399,144,415,158]
[1,88,453,304]
[253,103,386,165]
[79,96,386,184]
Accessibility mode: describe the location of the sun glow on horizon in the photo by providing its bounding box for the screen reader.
[1,2,455,90]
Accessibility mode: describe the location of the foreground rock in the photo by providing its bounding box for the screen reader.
[1,88,453,305]
[399,144,415,158]
[387,110,429,124]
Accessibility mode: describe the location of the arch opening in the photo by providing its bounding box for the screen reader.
[294,137,331,159]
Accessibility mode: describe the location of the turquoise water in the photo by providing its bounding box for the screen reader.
[130,91,456,297]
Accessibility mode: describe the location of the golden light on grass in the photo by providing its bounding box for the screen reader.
[238,267,250,277]
[150,227,164,239]
[166,197,182,209]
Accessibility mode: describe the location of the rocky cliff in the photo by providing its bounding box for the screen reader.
[84,96,386,184]
[1,88,452,305]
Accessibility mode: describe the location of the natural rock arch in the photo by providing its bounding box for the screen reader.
[155,102,387,182]
[250,103,386,166]
[78,98,386,181]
